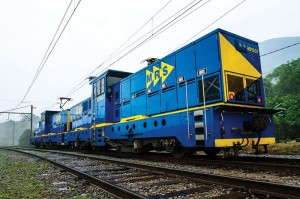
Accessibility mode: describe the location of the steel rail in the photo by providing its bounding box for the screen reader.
[230,155,300,165]
[138,155,300,174]
[16,147,300,199]
[5,148,145,199]
[5,147,300,173]
[7,146,300,165]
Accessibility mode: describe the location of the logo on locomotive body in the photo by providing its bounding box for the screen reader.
[76,105,83,115]
[56,114,61,124]
[146,62,174,88]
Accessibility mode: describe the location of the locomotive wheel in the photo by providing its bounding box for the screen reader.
[204,148,221,157]
[171,146,188,158]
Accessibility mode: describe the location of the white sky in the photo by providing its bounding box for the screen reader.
[0,0,299,121]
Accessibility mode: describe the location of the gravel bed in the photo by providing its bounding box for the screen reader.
[239,153,300,159]
[62,151,300,186]
[25,150,243,198]
[23,149,298,198]
[0,150,117,198]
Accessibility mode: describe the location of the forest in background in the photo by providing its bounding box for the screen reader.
[263,58,300,140]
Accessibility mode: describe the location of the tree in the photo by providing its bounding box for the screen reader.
[18,129,31,146]
[263,58,300,140]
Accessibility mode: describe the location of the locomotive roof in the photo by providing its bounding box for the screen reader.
[119,28,259,83]
[90,69,132,84]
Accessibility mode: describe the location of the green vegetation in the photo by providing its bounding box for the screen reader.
[0,151,48,198]
[263,58,300,140]
[243,142,300,155]
[18,129,32,146]
[267,142,300,155]
[0,115,39,146]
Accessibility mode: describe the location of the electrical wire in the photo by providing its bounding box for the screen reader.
[176,0,246,50]
[37,0,177,103]
[0,105,32,113]
[69,0,245,98]
[64,0,209,98]
[52,0,199,99]
[102,0,204,70]
[260,41,300,57]
[19,0,82,105]
[35,0,245,112]
[108,0,174,61]
[261,41,300,75]
[23,0,74,104]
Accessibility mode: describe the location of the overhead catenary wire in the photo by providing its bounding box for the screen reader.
[1,105,32,113]
[108,0,174,61]
[52,0,202,99]
[63,0,210,98]
[17,0,82,106]
[38,0,177,103]
[23,0,74,103]
[101,0,205,70]
[261,41,300,75]
[176,0,246,50]
[36,0,246,112]
[260,41,300,57]
[66,0,247,99]
[35,0,177,111]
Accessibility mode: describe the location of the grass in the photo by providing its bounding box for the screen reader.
[0,151,49,198]
[267,141,300,155]
[242,141,300,155]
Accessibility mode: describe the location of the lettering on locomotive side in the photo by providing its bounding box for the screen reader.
[247,46,259,54]
[146,62,174,88]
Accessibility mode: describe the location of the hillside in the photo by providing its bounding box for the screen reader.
[259,37,300,75]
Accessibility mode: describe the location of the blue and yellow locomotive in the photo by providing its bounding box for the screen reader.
[32,29,277,157]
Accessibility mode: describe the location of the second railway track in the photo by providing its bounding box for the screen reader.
[5,147,300,199]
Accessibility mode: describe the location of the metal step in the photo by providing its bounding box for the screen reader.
[195,121,204,128]
[196,134,204,140]
[194,110,203,116]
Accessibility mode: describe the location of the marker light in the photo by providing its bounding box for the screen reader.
[257,97,262,103]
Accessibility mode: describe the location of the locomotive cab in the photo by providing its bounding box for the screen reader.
[90,70,132,148]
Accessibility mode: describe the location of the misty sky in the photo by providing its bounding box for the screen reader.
[0,0,299,121]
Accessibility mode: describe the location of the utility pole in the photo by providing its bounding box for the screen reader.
[30,105,33,144]
[12,121,15,146]
[0,105,33,146]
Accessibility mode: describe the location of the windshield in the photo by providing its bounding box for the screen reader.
[246,78,261,103]
[226,73,261,104]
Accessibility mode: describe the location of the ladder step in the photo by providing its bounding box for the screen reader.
[195,122,204,128]
[194,110,203,116]
[196,134,204,140]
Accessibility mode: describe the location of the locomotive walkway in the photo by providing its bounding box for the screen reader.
[4,147,300,199]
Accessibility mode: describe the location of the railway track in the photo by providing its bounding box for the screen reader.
[5,147,300,199]
[6,146,300,174]
[132,154,300,175]
[60,148,300,174]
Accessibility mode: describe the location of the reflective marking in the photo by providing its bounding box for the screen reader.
[196,134,204,140]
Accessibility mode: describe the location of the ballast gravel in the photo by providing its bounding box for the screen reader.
[65,151,300,186]
[0,150,117,199]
